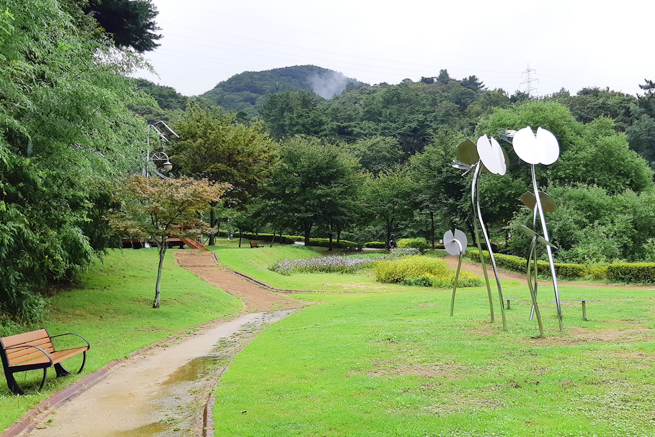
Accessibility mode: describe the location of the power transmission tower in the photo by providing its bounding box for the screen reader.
[520,63,538,97]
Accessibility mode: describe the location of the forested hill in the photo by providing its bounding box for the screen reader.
[200,65,366,115]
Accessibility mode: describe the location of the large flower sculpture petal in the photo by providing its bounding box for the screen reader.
[476,135,507,175]
[456,139,479,166]
[512,126,559,165]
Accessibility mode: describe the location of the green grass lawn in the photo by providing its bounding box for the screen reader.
[210,241,506,293]
[212,242,655,436]
[0,248,242,432]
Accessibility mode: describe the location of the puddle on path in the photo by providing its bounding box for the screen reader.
[113,422,168,436]
[114,310,295,437]
[164,355,222,385]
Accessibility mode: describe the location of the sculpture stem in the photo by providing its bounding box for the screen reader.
[531,165,563,331]
[471,164,495,323]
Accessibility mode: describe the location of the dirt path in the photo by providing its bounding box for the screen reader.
[175,251,304,312]
[14,250,304,437]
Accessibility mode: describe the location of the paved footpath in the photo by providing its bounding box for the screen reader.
[21,311,289,437]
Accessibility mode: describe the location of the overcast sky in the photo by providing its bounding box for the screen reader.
[136,0,653,98]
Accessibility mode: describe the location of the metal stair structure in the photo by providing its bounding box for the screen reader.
[181,238,209,251]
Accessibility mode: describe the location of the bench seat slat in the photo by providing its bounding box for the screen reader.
[8,347,55,366]
[7,347,89,369]
[7,338,54,354]
[1,329,49,348]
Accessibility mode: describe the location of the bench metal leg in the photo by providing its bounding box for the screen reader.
[6,369,47,395]
[55,363,71,377]
[55,351,87,377]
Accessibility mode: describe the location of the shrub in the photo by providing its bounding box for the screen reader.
[466,249,588,278]
[374,256,450,283]
[606,263,655,283]
[364,241,386,248]
[388,248,421,258]
[397,238,427,251]
[401,271,483,288]
[308,238,361,249]
[588,264,608,280]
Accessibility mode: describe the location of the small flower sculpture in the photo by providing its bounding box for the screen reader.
[445,229,468,317]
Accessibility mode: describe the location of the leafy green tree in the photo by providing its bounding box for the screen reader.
[108,176,227,308]
[261,137,360,246]
[626,113,655,168]
[259,91,326,139]
[508,185,655,264]
[549,87,637,132]
[551,117,654,194]
[171,104,280,243]
[362,169,416,248]
[83,0,162,52]
[344,136,405,175]
[0,0,150,320]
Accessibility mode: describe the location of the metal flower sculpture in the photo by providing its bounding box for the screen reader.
[452,137,508,330]
[511,126,564,332]
[519,191,557,337]
[444,229,467,317]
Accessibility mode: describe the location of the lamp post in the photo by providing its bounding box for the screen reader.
[144,121,178,177]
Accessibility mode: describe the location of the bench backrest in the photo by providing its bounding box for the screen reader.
[0,329,54,367]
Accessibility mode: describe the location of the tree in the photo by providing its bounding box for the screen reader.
[259,91,325,139]
[108,176,227,308]
[261,137,361,246]
[409,132,470,247]
[344,136,405,175]
[83,0,162,52]
[362,169,416,248]
[552,117,654,194]
[171,103,280,243]
[0,0,150,320]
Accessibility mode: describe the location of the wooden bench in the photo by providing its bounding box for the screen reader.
[0,329,90,395]
[249,241,261,248]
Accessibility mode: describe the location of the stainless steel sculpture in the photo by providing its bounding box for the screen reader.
[510,127,564,332]
[445,229,467,316]
[452,137,508,330]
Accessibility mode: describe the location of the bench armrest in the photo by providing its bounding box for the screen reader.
[50,333,91,350]
[5,345,53,367]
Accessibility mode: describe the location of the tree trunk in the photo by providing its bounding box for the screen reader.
[337,230,342,245]
[304,221,312,246]
[270,230,276,247]
[209,202,217,245]
[385,218,393,249]
[153,237,167,308]
[430,211,435,250]
[239,231,242,248]
[328,233,333,251]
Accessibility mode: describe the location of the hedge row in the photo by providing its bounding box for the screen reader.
[466,249,588,279]
[217,231,359,248]
[217,230,300,244]
[606,263,655,283]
